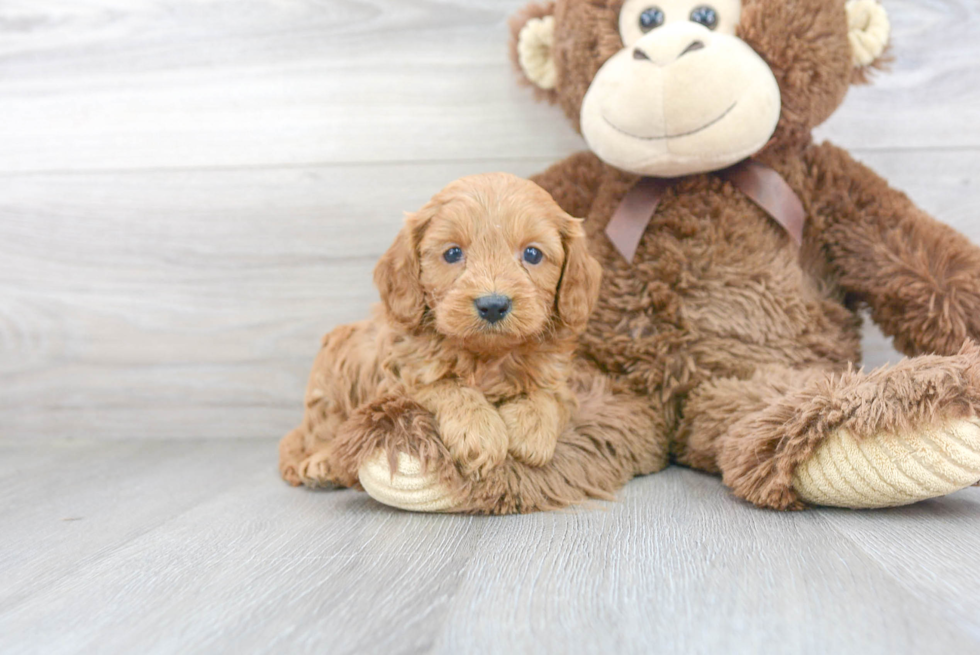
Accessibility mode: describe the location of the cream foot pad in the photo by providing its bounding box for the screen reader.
[793,418,980,509]
[359,451,456,512]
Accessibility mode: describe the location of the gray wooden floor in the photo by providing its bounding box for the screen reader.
[1,439,979,654]
[2,0,980,652]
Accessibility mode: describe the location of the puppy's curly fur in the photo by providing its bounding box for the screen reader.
[279,173,603,485]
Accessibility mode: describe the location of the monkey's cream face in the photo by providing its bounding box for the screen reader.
[580,0,781,178]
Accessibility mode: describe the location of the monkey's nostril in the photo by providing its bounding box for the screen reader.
[633,47,652,62]
[474,295,512,325]
[680,40,706,58]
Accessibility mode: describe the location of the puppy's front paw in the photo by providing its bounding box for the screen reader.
[500,398,561,467]
[281,462,303,487]
[296,450,342,489]
[439,407,509,480]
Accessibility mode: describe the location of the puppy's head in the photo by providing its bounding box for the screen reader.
[374,173,602,352]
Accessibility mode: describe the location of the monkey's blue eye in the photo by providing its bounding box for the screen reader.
[639,7,665,32]
[443,247,463,264]
[690,6,718,30]
[523,246,544,265]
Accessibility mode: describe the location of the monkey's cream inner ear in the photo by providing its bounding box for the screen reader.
[518,16,557,90]
[846,0,890,68]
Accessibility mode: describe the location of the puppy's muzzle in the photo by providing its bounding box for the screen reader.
[474,294,512,325]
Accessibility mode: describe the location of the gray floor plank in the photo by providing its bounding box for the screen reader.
[1,441,979,654]
[434,470,980,655]
[0,440,484,655]
[815,497,980,640]
[0,440,273,611]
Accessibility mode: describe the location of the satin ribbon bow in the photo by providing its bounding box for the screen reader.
[605,159,806,263]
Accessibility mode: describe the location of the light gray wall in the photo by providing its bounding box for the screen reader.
[2,0,978,440]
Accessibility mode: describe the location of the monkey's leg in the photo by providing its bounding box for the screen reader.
[678,346,980,510]
[355,368,670,514]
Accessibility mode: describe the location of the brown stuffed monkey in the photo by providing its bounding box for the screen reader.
[291,0,980,513]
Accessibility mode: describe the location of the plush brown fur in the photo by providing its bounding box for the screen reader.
[279,173,603,486]
[285,0,980,513]
[519,139,980,511]
[310,0,980,513]
[495,0,980,510]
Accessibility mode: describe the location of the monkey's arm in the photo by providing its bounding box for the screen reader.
[803,142,980,357]
[530,151,606,219]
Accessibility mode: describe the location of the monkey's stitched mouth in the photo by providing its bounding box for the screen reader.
[603,101,738,141]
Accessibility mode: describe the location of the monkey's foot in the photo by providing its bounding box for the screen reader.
[359,451,455,512]
[793,418,980,508]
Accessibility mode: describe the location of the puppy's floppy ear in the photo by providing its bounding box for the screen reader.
[374,207,433,331]
[556,214,602,334]
[508,2,558,102]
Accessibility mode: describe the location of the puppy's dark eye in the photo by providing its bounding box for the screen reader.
[639,7,665,32]
[690,5,718,30]
[443,247,463,264]
[523,246,544,265]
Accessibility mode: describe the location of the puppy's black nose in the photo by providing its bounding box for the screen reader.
[474,295,512,324]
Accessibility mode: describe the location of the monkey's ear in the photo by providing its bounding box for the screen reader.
[846,0,891,83]
[374,209,433,332]
[556,215,602,334]
[509,2,559,101]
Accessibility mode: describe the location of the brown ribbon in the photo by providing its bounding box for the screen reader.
[605,159,806,263]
